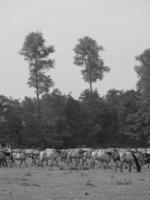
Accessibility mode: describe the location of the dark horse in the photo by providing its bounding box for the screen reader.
[112,149,141,172]
[0,151,14,167]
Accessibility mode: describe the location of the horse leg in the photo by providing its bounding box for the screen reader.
[129,162,132,172]
[90,159,95,169]
[5,159,8,167]
[93,160,96,168]
[67,157,70,166]
[0,159,2,167]
[82,158,88,167]
[41,158,47,167]
[10,158,15,167]
[31,159,34,167]
[33,158,37,166]
[0,159,3,167]
[19,159,23,167]
[120,162,123,172]
[31,157,36,167]
[77,157,80,168]
[99,160,102,168]
[45,158,49,167]
[37,158,43,167]
[41,158,45,167]
[2,159,7,167]
[85,159,89,167]
[50,159,54,167]
[9,158,13,167]
[106,161,109,169]
[115,161,118,172]
[23,159,28,167]
[74,158,78,168]
[55,158,59,167]
[78,157,81,168]
[1,160,4,167]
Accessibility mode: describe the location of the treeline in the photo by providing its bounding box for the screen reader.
[0,87,149,148]
[0,31,150,148]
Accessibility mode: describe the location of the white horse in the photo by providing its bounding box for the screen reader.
[67,148,89,168]
[12,150,28,167]
[90,149,112,169]
[39,149,60,167]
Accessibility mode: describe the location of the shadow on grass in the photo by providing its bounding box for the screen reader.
[116,178,132,186]
[85,179,96,187]
[24,172,32,176]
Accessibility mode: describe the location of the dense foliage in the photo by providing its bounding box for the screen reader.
[0,87,149,148]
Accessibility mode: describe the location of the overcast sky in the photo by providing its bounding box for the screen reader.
[0,0,150,100]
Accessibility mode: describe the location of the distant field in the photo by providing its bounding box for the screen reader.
[0,166,150,200]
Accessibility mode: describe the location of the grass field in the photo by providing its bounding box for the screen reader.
[0,166,150,200]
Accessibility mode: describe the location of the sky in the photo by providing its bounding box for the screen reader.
[0,0,150,100]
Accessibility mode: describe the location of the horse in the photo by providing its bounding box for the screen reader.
[81,148,93,167]
[90,149,112,169]
[38,149,60,167]
[144,153,150,168]
[112,149,141,172]
[133,149,150,168]
[2,151,15,167]
[66,148,88,168]
[25,149,40,167]
[12,150,28,167]
[60,149,68,163]
[0,151,8,167]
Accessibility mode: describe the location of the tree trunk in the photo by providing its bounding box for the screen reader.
[36,89,41,122]
[89,79,93,96]
[35,70,41,123]
[86,58,93,96]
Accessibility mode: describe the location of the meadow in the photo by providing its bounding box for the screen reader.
[0,166,150,200]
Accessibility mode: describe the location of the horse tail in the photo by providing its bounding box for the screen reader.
[131,151,141,172]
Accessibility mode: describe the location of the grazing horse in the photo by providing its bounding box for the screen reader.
[0,151,8,167]
[60,149,68,163]
[25,149,40,167]
[2,151,14,167]
[144,153,150,168]
[90,149,112,169]
[39,149,60,167]
[133,149,149,168]
[12,150,28,167]
[112,149,141,172]
[67,148,87,168]
[81,149,93,167]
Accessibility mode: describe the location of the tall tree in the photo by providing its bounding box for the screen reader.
[132,49,150,146]
[0,96,23,147]
[20,31,55,122]
[135,49,150,103]
[74,36,110,95]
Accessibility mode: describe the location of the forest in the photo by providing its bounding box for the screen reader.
[0,31,150,149]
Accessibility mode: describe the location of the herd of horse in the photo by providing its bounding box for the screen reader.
[0,147,150,172]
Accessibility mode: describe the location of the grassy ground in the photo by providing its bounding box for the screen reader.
[0,166,150,200]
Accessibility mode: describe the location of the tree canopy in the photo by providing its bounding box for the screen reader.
[74,36,110,94]
[20,31,55,122]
